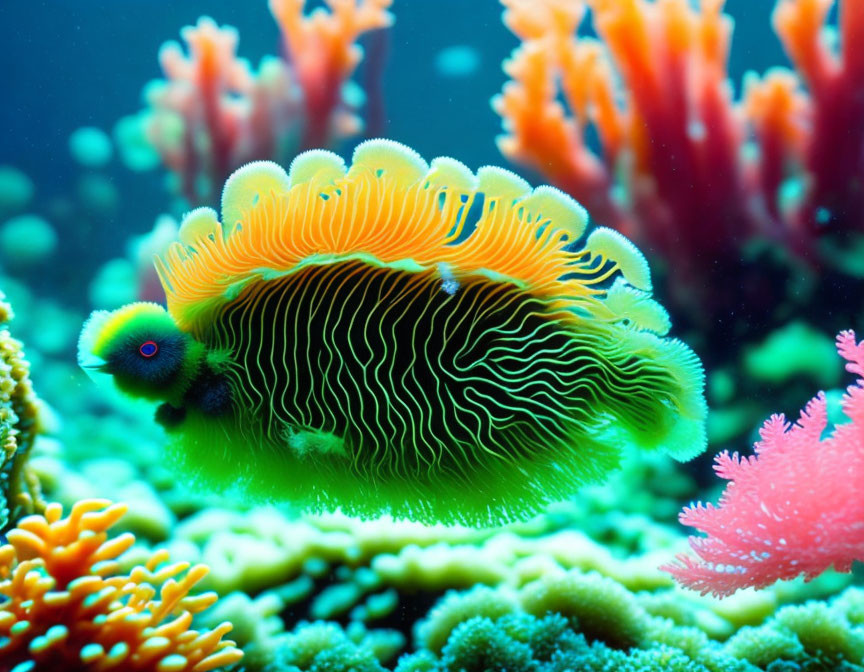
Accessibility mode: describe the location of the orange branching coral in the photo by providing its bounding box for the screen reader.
[496,0,754,263]
[0,499,242,672]
[496,0,625,230]
[495,0,864,340]
[269,0,394,148]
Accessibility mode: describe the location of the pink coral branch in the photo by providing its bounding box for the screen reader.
[661,330,864,597]
[148,18,269,205]
[126,3,392,207]
[270,0,393,149]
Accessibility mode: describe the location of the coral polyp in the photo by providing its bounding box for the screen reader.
[79,139,706,524]
[0,498,242,672]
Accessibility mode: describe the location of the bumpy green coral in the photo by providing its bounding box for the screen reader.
[247,576,863,672]
[520,571,649,649]
[260,622,387,672]
[0,290,43,529]
[251,612,708,672]
[724,588,864,670]
[308,612,733,672]
[416,586,519,654]
[437,613,564,672]
[197,578,864,671]
[387,575,864,672]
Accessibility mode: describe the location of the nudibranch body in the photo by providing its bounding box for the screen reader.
[79,140,706,524]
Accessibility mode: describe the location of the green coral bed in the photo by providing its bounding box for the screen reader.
[1,278,862,672]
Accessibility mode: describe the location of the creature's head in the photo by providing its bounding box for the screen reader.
[78,302,201,401]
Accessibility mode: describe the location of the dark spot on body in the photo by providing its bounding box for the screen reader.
[156,403,186,428]
[185,369,233,417]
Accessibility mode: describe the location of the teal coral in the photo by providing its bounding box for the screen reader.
[0,291,43,531]
[234,581,864,672]
[261,622,390,672]
[392,579,864,672]
[724,590,864,670]
[186,550,864,672]
[743,322,841,387]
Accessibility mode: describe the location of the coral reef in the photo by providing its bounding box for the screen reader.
[118,0,393,206]
[0,292,42,531]
[663,330,864,597]
[393,579,864,672]
[191,561,864,672]
[4,3,864,672]
[494,0,864,346]
[0,498,242,671]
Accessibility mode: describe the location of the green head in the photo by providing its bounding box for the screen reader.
[78,302,204,403]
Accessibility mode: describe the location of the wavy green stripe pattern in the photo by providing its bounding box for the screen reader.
[181,260,692,523]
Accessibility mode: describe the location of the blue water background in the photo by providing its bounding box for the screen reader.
[0,0,790,303]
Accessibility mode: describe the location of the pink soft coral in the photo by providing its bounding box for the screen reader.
[661,330,864,597]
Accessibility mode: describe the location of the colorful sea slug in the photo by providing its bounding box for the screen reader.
[78,139,706,524]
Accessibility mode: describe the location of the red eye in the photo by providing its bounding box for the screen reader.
[139,341,158,358]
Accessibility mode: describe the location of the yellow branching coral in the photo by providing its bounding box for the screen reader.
[0,498,242,671]
[0,290,43,530]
